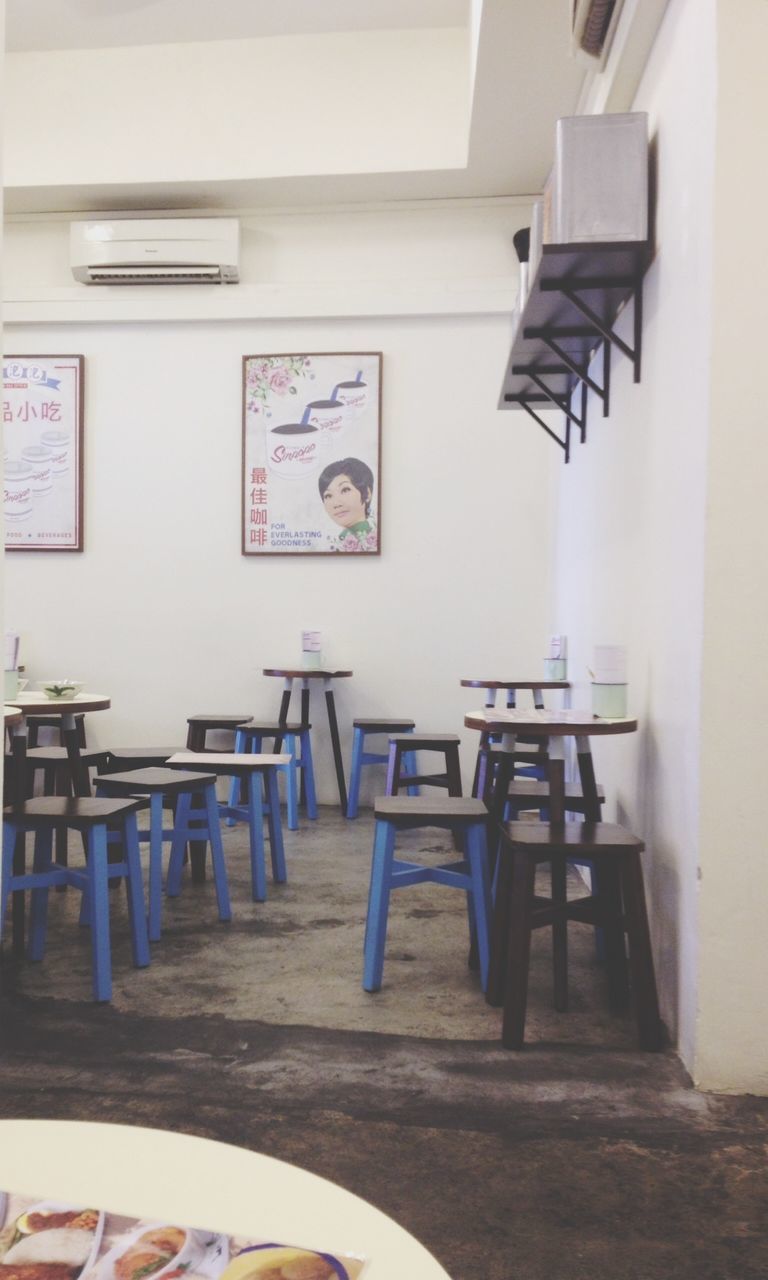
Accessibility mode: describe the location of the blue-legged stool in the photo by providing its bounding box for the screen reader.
[363,795,492,994]
[228,720,316,830]
[94,766,229,940]
[347,718,418,818]
[167,751,290,902]
[1,796,151,1001]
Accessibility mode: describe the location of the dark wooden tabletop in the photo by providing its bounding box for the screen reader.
[460,679,570,690]
[263,669,353,679]
[464,708,637,736]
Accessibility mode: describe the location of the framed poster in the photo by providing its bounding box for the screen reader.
[242,352,381,555]
[3,354,84,552]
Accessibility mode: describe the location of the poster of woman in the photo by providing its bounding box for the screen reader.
[242,352,381,556]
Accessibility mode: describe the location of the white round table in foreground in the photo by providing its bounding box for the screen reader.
[0,1120,451,1280]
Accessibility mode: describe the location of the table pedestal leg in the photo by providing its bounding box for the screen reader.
[547,742,568,1012]
[324,678,347,814]
[8,731,28,956]
[300,681,311,808]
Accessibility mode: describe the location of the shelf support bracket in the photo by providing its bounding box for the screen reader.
[515,399,570,463]
[526,373,587,440]
[559,281,643,382]
[540,336,605,403]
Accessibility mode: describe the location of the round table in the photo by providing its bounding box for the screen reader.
[0,1121,451,1280]
[263,669,353,813]
[4,704,23,730]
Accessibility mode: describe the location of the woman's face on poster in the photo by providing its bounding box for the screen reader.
[321,473,369,528]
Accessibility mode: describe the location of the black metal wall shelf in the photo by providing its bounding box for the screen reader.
[498,239,653,462]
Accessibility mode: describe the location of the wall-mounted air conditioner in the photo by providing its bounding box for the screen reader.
[70,217,240,284]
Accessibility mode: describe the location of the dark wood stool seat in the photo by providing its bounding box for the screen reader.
[101,748,182,772]
[353,718,415,733]
[240,721,308,735]
[185,714,253,751]
[95,766,215,796]
[386,733,463,796]
[506,780,606,815]
[4,795,148,827]
[489,820,662,1052]
[374,796,487,829]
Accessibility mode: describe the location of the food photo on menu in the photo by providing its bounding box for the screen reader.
[0,1194,366,1280]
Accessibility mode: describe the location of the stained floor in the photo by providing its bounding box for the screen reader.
[1,808,767,1279]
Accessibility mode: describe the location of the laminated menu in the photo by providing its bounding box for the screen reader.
[0,1192,366,1280]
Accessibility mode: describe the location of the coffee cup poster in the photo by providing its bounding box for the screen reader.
[242,352,381,556]
[3,354,84,552]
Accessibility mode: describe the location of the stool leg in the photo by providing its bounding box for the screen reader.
[487,845,513,1007]
[385,742,403,796]
[226,729,247,825]
[597,858,630,1013]
[246,772,267,903]
[166,792,192,896]
[621,850,663,1051]
[501,849,537,1049]
[466,822,492,992]
[346,727,364,819]
[403,750,420,797]
[363,819,396,992]
[446,744,463,797]
[203,783,232,922]
[87,823,112,1001]
[148,792,164,942]
[265,769,287,883]
[551,857,569,1012]
[1,821,17,929]
[123,813,150,969]
[300,731,318,820]
[283,734,299,830]
[28,827,55,962]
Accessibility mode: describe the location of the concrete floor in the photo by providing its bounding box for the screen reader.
[1,807,767,1279]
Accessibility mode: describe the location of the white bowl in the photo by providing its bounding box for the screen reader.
[40,680,84,700]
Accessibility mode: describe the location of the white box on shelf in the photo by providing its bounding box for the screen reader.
[546,112,649,244]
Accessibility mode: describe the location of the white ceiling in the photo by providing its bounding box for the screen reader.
[3,1,663,214]
[5,0,470,52]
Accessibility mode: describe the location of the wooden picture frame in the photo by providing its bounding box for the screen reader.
[242,352,382,556]
[3,354,85,552]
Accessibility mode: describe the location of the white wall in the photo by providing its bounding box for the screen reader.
[3,203,556,804]
[550,0,716,1070]
[695,0,768,1094]
[5,28,468,191]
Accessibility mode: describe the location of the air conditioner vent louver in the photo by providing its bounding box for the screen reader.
[70,218,240,285]
[87,265,223,284]
[571,0,624,62]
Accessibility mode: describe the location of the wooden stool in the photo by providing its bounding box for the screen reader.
[27,714,87,749]
[504,780,605,819]
[489,820,663,1051]
[167,752,290,902]
[386,734,463,797]
[185,714,253,751]
[1,796,150,1001]
[475,742,548,803]
[229,721,316,830]
[363,796,492,993]
[95,766,229,940]
[20,746,109,796]
[347,719,417,818]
